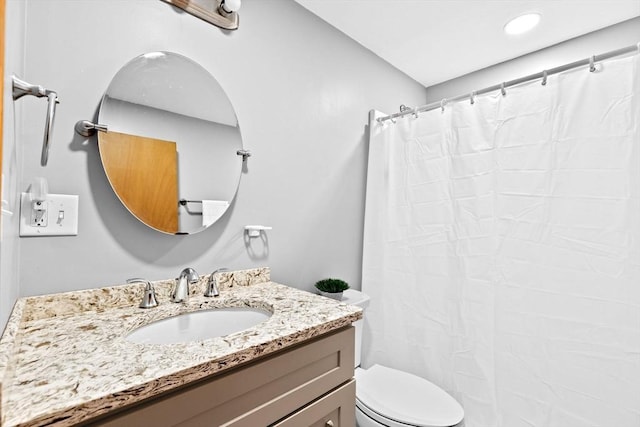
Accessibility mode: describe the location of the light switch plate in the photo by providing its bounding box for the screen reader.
[19,193,79,237]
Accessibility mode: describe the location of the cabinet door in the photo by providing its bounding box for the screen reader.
[272,379,355,427]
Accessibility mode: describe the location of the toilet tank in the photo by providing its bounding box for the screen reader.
[341,289,370,368]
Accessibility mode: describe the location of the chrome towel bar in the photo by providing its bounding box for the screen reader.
[12,75,59,166]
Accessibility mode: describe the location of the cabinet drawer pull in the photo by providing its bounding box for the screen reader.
[325,421,334,427]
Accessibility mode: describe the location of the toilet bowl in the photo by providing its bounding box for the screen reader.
[341,289,464,427]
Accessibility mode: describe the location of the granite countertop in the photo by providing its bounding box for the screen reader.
[0,268,362,427]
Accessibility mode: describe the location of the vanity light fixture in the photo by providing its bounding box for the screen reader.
[219,0,241,16]
[504,12,541,35]
[161,0,241,30]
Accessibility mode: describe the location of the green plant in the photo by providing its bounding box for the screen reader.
[314,278,350,293]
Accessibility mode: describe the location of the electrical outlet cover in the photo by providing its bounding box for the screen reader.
[19,193,79,237]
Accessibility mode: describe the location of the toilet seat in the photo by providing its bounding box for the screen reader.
[355,365,464,427]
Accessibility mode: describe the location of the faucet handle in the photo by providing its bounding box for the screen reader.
[205,268,229,297]
[127,278,159,309]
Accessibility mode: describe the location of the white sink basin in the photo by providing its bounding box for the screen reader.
[125,307,272,345]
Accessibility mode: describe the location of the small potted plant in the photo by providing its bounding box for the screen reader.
[314,278,350,301]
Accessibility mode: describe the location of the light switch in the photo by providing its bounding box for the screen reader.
[19,193,79,236]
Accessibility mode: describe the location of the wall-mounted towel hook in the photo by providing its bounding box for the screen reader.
[12,75,59,166]
[244,225,272,238]
[74,120,108,137]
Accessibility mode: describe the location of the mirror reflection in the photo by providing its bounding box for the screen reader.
[98,52,243,234]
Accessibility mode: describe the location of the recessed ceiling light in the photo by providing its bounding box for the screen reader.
[504,13,541,35]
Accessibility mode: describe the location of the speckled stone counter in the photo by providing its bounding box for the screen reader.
[0,268,362,427]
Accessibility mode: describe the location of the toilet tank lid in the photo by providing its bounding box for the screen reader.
[355,364,464,427]
[341,289,370,308]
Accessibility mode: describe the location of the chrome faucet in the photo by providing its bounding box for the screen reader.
[205,268,229,297]
[172,267,200,303]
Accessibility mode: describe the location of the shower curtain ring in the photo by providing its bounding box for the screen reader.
[440,98,447,112]
[470,91,476,105]
[390,116,397,124]
[412,108,419,118]
[589,55,596,72]
[500,82,506,96]
[541,70,548,86]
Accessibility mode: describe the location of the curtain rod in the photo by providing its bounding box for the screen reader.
[377,42,640,123]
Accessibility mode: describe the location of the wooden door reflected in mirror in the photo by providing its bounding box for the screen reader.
[99,132,178,234]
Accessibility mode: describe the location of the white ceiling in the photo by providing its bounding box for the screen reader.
[294,0,640,87]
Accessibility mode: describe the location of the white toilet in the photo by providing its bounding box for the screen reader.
[342,289,464,427]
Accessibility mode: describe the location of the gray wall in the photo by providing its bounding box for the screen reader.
[7,2,635,328]
[6,0,426,305]
[426,17,640,103]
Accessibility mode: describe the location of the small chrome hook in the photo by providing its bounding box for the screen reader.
[412,108,419,119]
[500,82,507,96]
[470,91,477,105]
[236,149,251,161]
[541,70,548,86]
[589,55,596,72]
[440,98,447,112]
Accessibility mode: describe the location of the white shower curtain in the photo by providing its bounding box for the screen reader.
[362,53,640,427]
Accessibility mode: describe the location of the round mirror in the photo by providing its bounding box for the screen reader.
[97,52,243,235]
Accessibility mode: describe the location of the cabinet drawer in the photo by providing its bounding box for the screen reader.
[272,380,356,427]
[89,326,354,427]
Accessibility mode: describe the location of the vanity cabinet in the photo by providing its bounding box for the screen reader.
[88,326,355,427]
[272,380,355,427]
